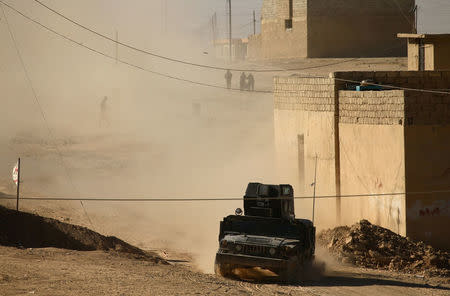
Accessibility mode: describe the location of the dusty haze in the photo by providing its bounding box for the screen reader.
[2,0,449,274]
[0,0,275,273]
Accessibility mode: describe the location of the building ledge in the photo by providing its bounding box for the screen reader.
[397,33,450,39]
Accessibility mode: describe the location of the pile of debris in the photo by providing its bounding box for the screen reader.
[0,205,166,264]
[318,220,449,277]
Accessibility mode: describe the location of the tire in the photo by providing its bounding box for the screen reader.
[214,259,233,278]
[278,261,300,283]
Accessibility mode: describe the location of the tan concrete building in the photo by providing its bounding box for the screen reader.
[398,33,450,71]
[214,38,248,61]
[248,0,415,60]
[274,71,450,250]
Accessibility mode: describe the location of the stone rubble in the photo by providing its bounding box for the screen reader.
[317,220,449,277]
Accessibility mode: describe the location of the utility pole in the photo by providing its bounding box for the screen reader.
[227,0,232,63]
[161,0,167,35]
[115,30,118,64]
[211,12,217,45]
[253,10,256,35]
[312,155,318,224]
[414,5,418,33]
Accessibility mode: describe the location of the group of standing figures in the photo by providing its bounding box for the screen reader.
[225,70,255,91]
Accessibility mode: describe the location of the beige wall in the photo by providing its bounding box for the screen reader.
[273,72,450,249]
[307,0,413,58]
[406,37,450,71]
[338,90,407,235]
[274,76,338,229]
[250,0,413,59]
[405,126,450,251]
[257,0,308,59]
[407,41,420,71]
[434,39,450,71]
[403,91,450,250]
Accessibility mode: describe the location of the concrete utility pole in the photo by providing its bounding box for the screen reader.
[227,0,232,63]
[253,10,256,35]
[161,0,167,34]
[414,5,418,33]
[211,12,217,45]
[115,30,118,64]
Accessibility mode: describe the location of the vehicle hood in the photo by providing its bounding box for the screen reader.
[222,234,299,248]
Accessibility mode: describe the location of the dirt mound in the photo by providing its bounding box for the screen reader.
[0,205,166,263]
[318,220,449,277]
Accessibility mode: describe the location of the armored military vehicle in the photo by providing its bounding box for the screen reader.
[214,183,315,281]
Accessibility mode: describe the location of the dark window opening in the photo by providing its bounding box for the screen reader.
[419,40,425,71]
[285,19,292,30]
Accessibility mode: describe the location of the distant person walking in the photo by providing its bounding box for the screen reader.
[247,73,255,91]
[240,72,247,91]
[100,96,110,127]
[225,70,232,89]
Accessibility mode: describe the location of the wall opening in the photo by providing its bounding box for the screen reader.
[419,40,425,71]
[298,134,305,193]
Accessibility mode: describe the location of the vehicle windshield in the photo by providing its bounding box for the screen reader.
[225,219,302,240]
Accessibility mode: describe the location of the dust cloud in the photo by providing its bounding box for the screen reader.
[0,0,274,273]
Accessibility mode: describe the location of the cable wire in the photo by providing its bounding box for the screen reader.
[0,189,449,202]
[0,1,272,93]
[27,0,398,74]
[3,2,450,95]
[0,3,95,229]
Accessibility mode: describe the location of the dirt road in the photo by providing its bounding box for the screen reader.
[0,245,448,296]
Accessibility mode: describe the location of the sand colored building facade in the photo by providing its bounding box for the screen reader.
[248,0,415,60]
[273,71,450,250]
[214,38,248,61]
[398,33,450,71]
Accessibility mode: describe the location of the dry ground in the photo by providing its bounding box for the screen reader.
[0,245,448,296]
[3,56,445,295]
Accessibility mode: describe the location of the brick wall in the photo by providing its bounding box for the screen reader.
[336,73,450,126]
[405,91,450,125]
[257,0,308,59]
[251,0,413,59]
[262,0,307,21]
[333,71,450,90]
[274,76,335,111]
[339,90,405,125]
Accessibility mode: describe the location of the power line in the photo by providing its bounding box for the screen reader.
[24,0,450,95]
[0,1,272,94]
[0,189,449,202]
[30,0,266,72]
[3,1,450,96]
[0,4,95,229]
[26,0,389,74]
[391,0,415,29]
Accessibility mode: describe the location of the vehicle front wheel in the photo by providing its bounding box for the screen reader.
[214,260,233,278]
[278,263,300,283]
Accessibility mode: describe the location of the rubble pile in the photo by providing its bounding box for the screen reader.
[318,220,449,277]
[0,206,167,264]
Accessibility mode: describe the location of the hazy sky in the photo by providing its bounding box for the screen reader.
[417,0,450,33]
[2,0,449,51]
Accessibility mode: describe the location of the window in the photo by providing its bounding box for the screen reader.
[285,19,292,30]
